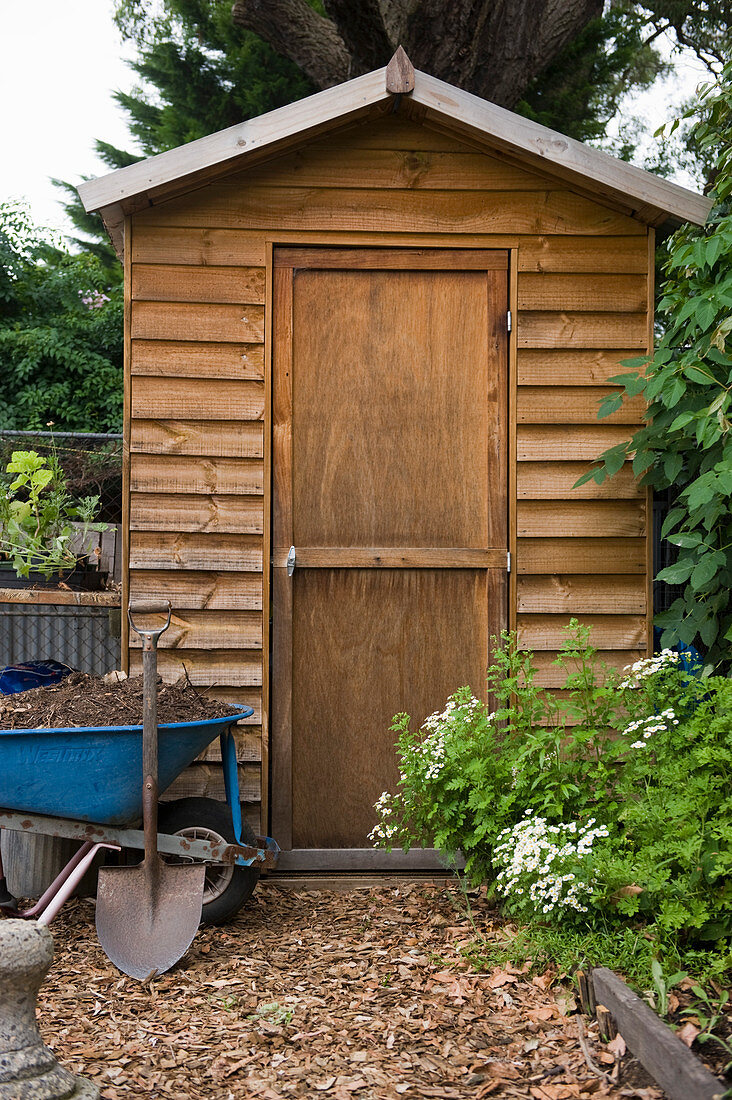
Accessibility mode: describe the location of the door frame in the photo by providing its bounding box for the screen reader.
[263,238,519,862]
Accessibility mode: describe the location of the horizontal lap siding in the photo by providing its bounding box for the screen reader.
[128,116,651,814]
[514,219,648,682]
[128,229,266,798]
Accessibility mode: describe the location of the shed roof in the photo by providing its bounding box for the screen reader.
[78,53,711,255]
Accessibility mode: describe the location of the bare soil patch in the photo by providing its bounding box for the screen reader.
[34,882,667,1099]
[0,672,239,728]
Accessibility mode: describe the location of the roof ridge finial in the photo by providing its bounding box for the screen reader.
[386,46,415,94]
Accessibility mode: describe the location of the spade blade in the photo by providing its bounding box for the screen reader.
[96,859,204,980]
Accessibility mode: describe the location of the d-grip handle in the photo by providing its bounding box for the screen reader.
[128,600,172,642]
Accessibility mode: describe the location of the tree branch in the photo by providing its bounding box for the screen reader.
[231,0,350,88]
[323,0,394,74]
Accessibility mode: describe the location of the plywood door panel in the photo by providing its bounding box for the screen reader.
[292,569,497,848]
[291,267,504,548]
[272,248,508,859]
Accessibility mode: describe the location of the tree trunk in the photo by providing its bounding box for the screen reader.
[231,0,604,106]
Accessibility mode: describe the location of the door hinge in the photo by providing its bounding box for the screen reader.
[507,309,512,333]
[507,550,511,574]
[287,545,296,576]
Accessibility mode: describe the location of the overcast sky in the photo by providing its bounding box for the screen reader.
[0,1,713,241]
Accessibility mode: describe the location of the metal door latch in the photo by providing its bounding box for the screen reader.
[287,546,296,576]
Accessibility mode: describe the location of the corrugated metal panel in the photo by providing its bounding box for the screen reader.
[0,605,121,674]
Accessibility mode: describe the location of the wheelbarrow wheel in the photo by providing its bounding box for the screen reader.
[157,797,260,926]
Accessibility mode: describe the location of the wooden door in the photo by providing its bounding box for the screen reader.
[272,248,508,869]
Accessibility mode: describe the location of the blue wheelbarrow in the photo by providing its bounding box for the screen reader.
[0,601,278,978]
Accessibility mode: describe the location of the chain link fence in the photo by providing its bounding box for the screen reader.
[0,431,123,675]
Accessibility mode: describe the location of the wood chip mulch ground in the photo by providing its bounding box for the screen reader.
[36,882,666,1100]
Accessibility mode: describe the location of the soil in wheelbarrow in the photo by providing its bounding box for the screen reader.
[0,671,241,729]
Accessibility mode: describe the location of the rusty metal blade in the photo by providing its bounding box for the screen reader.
[96,860,204,980]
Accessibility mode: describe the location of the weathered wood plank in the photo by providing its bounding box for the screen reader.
[128,609,262,650]
[0,589,120,607]
[592,968,726,1100]
[130,493,263,534]
[517,500,645,538]
[131,340,264,379]
[333,117,477,151]
[517,386,644,424]
[518,273,646,312]
[516,236,647,274]
[129,648,262,686]
[138,186,644,236]
[517,462,642,499]
[518,311,647,348]
[246,145,546,191]
[129,532,262,572]
[531,649,644,687]
[131,419,263,458]
[131,226,267,266]
[517,575,646,614]
[518,614,647,649]
[129,569,262,609]
[130,455,263,495]
[517,425,634,461]
[162,762,261,804]
[517,537,646,574]
[131,302,264,343]
[131,377,264,420]
[132,263,264,304]
[517,349,643,386]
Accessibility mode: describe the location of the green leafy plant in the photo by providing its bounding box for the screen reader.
[683,985,732,1075]
[0,449,107,579]
[373,623,732,958]
[650,958,687,1016]
[575,61,732,664]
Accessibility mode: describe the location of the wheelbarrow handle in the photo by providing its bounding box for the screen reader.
[128,600,172,642]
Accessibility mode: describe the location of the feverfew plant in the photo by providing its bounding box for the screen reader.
[494,814,609,922]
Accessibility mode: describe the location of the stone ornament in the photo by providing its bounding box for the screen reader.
[0,920,98,1099]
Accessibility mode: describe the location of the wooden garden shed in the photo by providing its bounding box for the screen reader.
[79,52,711,871]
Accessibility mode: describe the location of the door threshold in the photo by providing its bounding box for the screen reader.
[274,848,464,872]
[263,871,457,891]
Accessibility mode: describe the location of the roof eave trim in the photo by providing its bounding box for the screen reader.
[79,64,711,229]
[78,67,389,214]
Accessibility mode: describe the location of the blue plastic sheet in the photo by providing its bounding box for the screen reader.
[0,660,73,696]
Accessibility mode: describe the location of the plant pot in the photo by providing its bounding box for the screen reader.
[0,559,108,592]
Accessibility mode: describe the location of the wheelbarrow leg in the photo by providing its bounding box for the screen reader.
[0,830,18,912]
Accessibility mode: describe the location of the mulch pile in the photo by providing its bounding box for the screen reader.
[35,882,669,1099]
[0,671,240,729]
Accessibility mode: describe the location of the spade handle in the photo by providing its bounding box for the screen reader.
[128,601,172,864]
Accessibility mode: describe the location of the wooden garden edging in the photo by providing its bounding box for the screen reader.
[582,967,726,1100]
